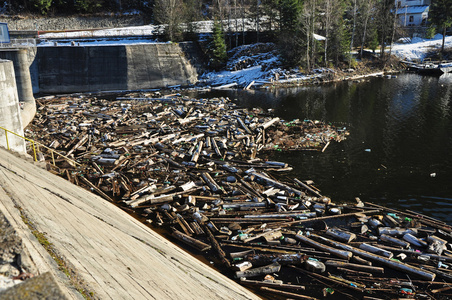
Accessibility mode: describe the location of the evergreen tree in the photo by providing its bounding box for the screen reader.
[75,0,104,13]
[208,21,228,70]
[429,0,452,55]
[278,0,303,67]
[32,0,52,14]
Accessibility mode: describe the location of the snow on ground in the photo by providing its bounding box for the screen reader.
[392,34,452,62]
[38,37,160,47]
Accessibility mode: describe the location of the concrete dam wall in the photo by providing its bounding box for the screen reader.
[36,43,199,94]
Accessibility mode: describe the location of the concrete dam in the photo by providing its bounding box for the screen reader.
[1,42,200,95]
[35,43,199,93]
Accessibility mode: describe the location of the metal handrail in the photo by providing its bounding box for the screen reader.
[0,125,81,167]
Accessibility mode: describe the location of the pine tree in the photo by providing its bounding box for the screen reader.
[429,0,452,55]
[32,0,52,14]
[209,21,228,70]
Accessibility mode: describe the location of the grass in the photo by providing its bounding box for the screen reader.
[17,205,95,299]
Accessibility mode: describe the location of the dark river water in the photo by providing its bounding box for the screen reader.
[187,73,452,225]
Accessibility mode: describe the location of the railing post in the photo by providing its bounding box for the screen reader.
[32,141,37,161]
[5,130,10,150]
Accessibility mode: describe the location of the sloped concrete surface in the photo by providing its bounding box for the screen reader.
[0,147,260,300]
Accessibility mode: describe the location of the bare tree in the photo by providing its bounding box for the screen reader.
[154,0,184,41]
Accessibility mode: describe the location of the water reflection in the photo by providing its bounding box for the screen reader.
[187,73,452,224]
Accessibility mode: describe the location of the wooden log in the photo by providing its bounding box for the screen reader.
[279,210,381,228]
[66,134,88,156]
[237,118,252,135]
[403,233,428,248]
[243,229,282,243]
[295,233,352,260]
[232,261,253,272]
[235,262,281,278]
[365,202,452,233]
[259,286,317,300]
[326,228,356,243]
[324,260,384,273]
[351,255,372,266]
[230,249,254,259]
[191,140,203,163]
[244,253,307,266]
[378,227,418,237]
[249,172,303,196]
[78,175,114,202]
[171,229,211,251]
[359,243,393,259]
[240,278,305,291]
[293,178,322,197]
[260,117,280,130]
[336,267,373,277]
[204,225,231,268]
[311,234,436,281]
[289,265,365,293]
[201,172,223,194]
[380,234,410,248]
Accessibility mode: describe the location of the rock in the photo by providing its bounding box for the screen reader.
[0,264,20,277]
[0,272,67,299]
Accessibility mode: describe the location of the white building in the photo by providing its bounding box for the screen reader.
[395,0,431,27]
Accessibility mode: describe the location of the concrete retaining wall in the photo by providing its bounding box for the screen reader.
[36,42,198,93]
[0,60,26,153]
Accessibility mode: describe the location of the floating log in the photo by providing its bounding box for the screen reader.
[359,243,393,259]
[244,253,307,266]
[204,225,231,268]
[326,228,356,243]
[311,234,436,281]
[403,233,428,248]
[235,262,281,278]
[324,260,384,273]
[171,229,211,252]
[380,234,410,248]
[259,286,317,300]
[242,229,282,243]
[295,233,352,260]
[232,261,253,272]
[240,278,305,291]
[230,249,254,259]
[78,175,114,202]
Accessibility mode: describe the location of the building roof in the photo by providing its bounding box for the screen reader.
[396,5,429,15]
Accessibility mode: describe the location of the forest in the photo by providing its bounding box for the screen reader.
[3,0,452,70]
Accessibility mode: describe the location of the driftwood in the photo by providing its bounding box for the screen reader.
[311,234,436,281]
[359,243,393,259]
[240,278,305,291]
[295,233,352,260]
[259,286,317,300]
[326,228,356,243]
[171,229,211,251]
[244,253,307,266]
[324,260,384,273]
[204,225,231,268]
[235,262,281,278]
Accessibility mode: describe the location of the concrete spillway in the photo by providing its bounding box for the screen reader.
[0,59,26,153]
[0,147,260,299]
